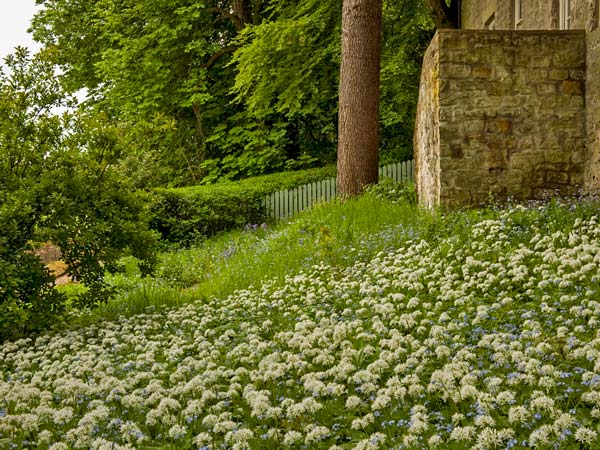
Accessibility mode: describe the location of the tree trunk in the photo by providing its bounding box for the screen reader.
[425,0,460,29]
[232,0,253,31]
[190,102,206,181]
[337,0,382,198]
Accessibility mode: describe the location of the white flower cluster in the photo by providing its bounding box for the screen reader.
[1,204,600,449]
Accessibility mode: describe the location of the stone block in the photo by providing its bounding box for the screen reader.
[442,35,470,50]
[440,156,466,171]
[537,83,558,96]
[441,62,472,79]
[495,65,512,79]
[549,69,570,80]
[498,95,526,108]
[531,55,552,68]
[552,48,586,68]
[530,169,547,187]
[569,69,586,81]
[511,150,542,169]
[545,170,570,185]
[569,169,585,186]
[544,151,571,164]
[560,80,584,95]
[480,172,525,197]
[438,108,455,121]
[555,94,584,109]
[461,120,485,136]
[515,53,551,68]
[485,118,512,134]
[514,67,549,84]
[484,146,510,170]
[472,64,493,79]
[571,148,587,165]
[486,81,517,97]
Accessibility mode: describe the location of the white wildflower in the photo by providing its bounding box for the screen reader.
[575,427,598,444]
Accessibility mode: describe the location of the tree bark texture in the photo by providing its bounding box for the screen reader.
[337,0,382,198]
[425,0,460,29]
[232,0,253,30]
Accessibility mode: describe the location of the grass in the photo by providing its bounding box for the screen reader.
[79,181,421,323]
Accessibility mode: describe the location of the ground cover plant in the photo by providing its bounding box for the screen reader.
[2,196,600,449]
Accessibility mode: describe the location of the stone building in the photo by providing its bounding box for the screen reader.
[414,0,600,207]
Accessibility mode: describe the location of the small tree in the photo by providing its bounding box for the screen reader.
[0,48,157,341]
[337,0,383,198]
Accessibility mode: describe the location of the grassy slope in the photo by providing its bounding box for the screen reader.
[5,189,600,449]
[84,183,421,322]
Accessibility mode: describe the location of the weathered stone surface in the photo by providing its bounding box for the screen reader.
[549,69,570,80]
[415,1,600,206]
[461,0,598,32]
[585,28,600,192]
[414,34,441,209]
[414,29,587,207]
[561,80,584,95]
[472,64,494,78]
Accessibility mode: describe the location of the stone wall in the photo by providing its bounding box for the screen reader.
[414,35,441,208]
[495,0,513,29]
[586,28,600,191]
[414,30,587,207]
[461,0,598,31]
[461,0,555,30]
[517,0,558,30]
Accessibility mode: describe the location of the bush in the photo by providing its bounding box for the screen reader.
[150,165,336,245]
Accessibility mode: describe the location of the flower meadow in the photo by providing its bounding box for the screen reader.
[2,201,600,449]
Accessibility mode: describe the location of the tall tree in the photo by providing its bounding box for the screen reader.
[337,0,383,197]
[32,0,432,186]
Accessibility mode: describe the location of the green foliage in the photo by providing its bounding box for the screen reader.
[97,181,421,321]
[30,0,433,184]
[150,165,336,245]
[31,0,301,185]
[380,0,434,163]
[0,48,69,340]
[365,177,417,205]
[232,0,434,165]
[229,0,341,166]
[0,49,157,341]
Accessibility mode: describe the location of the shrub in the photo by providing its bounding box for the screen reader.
[149,165,336,245]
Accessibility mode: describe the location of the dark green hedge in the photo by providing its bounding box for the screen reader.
[149,165,336,244]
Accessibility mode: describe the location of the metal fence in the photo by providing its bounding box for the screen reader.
[265,159,414,221]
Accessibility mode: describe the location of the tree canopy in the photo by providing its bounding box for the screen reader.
[31,0,434,186]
